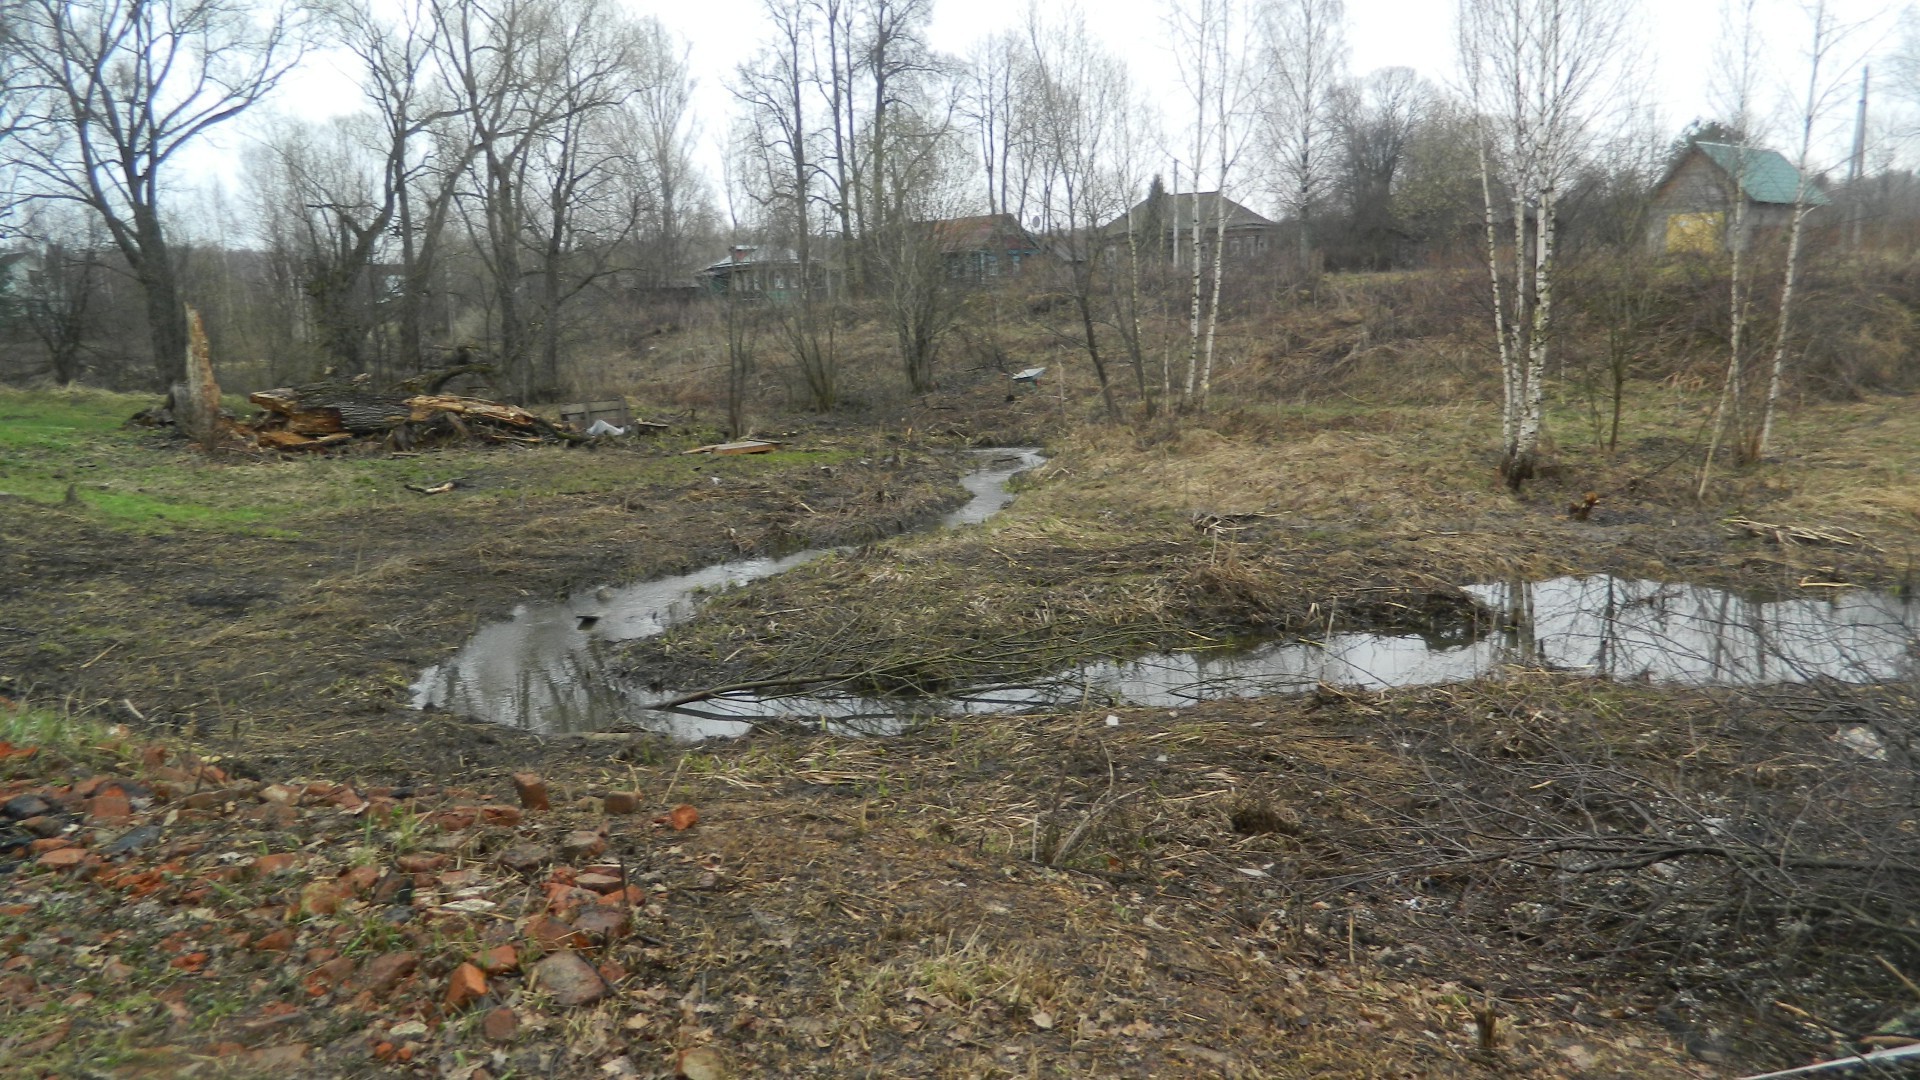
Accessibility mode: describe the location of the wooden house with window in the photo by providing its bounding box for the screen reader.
[1647,141,1830,255]
[1098,191,1277,265]
[929,214,1043,284]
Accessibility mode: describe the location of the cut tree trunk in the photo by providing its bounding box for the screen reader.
[247,380,583,448]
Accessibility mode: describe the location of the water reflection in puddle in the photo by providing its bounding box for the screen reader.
[416,449,1917,740]
[411,450,1047,738]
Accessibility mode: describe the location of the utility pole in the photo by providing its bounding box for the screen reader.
[1848,66,1868,252]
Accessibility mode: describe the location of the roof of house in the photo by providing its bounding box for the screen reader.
[929,214,1037,254]
[1687,142,1832,207]
[701,245,799,274]
[1101,191,1276,237]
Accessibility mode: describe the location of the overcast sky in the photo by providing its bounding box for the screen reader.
[222,0,1903,232]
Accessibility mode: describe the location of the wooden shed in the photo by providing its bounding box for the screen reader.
[1646,141,1830,255]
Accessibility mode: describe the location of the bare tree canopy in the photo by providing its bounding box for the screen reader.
[4,0,305,386]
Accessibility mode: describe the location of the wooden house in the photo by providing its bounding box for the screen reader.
[1098,191,1278,265]
[929,214,1044,284]
[1647,142,1830,255]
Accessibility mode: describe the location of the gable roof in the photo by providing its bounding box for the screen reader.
[1689,142,1831,207]
[1100,191,1276,237]
[928,213,1039,254]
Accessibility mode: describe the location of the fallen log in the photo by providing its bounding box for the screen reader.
[249,381,413,435]
[247,381,583,450]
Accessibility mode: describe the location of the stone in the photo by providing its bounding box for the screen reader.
[474,944,519,976]
[298,881,341,916]
[575,873,623,894]
[676,1046,727,1080]
[560,830,606,862]
[86,792,132,823]
[531,952,606,1007]
[251,852,299,876]
[498,843,555,874]
[602,792,639,815]
[355,952,418,996]
[522,915,586,951]
[481,1007,518,1043]
[101,824,161,856]
[20,816,63,838]
[572,906,628,942]
[445,962,488,1010]
[3,795,50,820]
[37,847,87,869]
[260,783,302,806]
[510,773,549,812]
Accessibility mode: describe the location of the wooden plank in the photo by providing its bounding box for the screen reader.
[682,440,782,456]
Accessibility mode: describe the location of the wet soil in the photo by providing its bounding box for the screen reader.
[1,390,1916,1077]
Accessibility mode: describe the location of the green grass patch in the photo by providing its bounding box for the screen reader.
[0,387,864,537]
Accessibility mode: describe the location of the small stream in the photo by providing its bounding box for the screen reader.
[415,451,1918,740]
[411,450,1048,738]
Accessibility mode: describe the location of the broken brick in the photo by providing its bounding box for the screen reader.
[603,791,640,815]
[445,962,487,1010]
[250,852,299,876]
[354,952,418,996]
[510,773,549,812]
[481,1007,518,1043]
[395,853,447,874]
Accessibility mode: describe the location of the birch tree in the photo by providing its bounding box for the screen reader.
[1755,0,1859,460]
[1258,0,1347,276]
[1458,0,1633,488]
[1170,0,1259,410]
[1698,0,1764,495]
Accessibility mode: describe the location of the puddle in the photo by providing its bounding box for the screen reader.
[418,450,1917,740]
[412,450,1047,738]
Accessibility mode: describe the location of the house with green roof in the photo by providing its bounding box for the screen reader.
[1647,141,1831,255]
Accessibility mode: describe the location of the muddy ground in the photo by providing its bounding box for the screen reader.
[0,384,1917,1077]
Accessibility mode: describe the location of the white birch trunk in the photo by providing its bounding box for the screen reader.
[1698,157,1752,497]
[1516,184,1555,468]
[1478,143,1517,452]
[1201,190,1228,407]
[1185,188,1203,402]
[1757,198,1810,457]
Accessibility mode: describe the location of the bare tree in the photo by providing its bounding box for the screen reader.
[329,0,458,374]
[735,0,837,410]
[12,204,103,384]
[250,117,396,374]
[1258,0,1347,276]
[874,111,970,393]
[628,18,703,289]
[1332,67,1427,270]
[962,30,1039,221]
[1459,0,1634,488]
[1026,6,1130,420]
[433,0,641,400]
[6,0,304,387]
